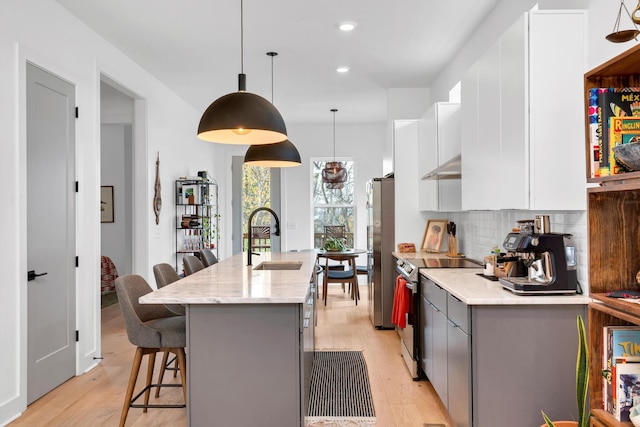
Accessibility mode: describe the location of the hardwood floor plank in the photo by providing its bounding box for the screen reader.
[10,281,453,426]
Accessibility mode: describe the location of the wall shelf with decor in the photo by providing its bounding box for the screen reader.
[175,178,218,273]
[585,43,640,427]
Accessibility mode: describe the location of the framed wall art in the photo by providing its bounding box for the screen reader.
[101,186,114,223]
[421,219,448,252]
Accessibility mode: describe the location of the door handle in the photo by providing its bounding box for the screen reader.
[27,270,48,281]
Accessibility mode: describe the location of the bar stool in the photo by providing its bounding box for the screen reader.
[199,248,218,267]
[114,275,187,427]
[152,263,185,395]
[183,255,204,276]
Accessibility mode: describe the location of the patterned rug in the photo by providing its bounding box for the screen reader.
[306,351,376,427]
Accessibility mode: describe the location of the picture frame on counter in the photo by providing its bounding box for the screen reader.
[422,219,447,252]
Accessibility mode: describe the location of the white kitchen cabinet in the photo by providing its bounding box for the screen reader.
[461,9,586,211]
[461,40,501,210]
[394,120,424,245]
[418,102,462,212]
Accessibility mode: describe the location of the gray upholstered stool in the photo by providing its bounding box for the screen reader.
[199,248,218,267]
[152,263,186,393]
[183,255,204,276]
[115,274,187,427]
[153,263,185,316]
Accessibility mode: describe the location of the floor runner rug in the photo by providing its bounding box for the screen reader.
[306,350,376,426]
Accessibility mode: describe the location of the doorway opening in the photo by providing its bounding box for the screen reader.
[99,79,135,308]
[231,156,281,255]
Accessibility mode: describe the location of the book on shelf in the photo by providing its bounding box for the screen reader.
[609,116,640,174]
[588,87,607,178]
[597,88,640,176]
[614,357,640,422]
[602,325,640,415]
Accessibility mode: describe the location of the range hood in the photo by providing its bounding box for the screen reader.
[421,154,461,180]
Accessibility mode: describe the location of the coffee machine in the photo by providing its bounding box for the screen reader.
[498,231,578,295]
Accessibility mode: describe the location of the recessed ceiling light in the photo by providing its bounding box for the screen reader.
[338,21,357,32]
[336,66,350,73]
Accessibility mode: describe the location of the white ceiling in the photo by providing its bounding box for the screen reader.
[56,0,500,124]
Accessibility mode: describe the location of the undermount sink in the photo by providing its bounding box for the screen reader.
[252,261,303,271]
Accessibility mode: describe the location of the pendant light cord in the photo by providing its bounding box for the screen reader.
[240,0,244,74]
[331,109,338,161]
[267,51,278,103]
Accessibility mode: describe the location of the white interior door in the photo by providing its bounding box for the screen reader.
[26,62,76,404]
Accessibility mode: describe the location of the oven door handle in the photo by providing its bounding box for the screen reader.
[405,281,415,292]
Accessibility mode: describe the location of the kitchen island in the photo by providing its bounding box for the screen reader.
[140,251,318,427]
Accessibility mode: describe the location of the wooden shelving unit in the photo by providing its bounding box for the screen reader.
[585,43,640,427]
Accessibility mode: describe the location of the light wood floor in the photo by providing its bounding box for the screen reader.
[10,283,453,427]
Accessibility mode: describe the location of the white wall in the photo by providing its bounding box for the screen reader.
[0,0,218,423]
[274,121,385,253]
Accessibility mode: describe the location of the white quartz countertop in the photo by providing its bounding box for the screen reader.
[421,268,591,305]
[392,251,590,306]
[140,251,318,305]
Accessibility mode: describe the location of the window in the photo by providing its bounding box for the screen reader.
[311,159,355,248]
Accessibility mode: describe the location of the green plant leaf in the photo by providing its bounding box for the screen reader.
[541,411,555,427]
[576,314,589,427]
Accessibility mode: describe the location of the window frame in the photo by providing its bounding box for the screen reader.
[310,157,356,249]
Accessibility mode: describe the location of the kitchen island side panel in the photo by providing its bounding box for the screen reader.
[472,304,587,427]
[187,303,301,426]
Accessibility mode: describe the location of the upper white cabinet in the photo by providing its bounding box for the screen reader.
[394,120,425,245]
[461,9,586,211]
[419,102,462,212]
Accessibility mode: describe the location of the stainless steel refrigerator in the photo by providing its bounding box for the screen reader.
[366,176,395,329]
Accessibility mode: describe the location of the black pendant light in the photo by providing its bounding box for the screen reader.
[244,52,301,167]
[322,109,347,188]
[197,0,288,145]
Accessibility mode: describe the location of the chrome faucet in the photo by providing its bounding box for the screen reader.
[247,207,280,266]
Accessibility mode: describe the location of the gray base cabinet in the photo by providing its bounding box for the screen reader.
[420,274,586,427]
[186,286,314,427]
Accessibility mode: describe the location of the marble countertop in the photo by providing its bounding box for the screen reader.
[392,251,590,306]
[140,251,318,305]
[421,268,591,305]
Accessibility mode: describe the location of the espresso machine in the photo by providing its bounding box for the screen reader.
[498,226,578,295]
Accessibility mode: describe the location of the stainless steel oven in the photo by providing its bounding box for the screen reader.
[394,255,481,379]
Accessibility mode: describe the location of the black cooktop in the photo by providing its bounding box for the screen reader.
[408,257,482,268]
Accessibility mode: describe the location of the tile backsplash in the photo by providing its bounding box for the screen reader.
[439,210,588,292]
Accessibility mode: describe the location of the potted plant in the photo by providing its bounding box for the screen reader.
[541,314,589,427]
[323,236,347,252]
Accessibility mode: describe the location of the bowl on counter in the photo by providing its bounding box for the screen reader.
[613,141,640,171]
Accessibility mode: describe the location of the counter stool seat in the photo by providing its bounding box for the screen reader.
[115,274,187,427]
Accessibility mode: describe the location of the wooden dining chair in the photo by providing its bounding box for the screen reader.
[321,254,359,306]
[324,225,345,238]
[250,225,271,252]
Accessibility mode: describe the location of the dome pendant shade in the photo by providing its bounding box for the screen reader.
[244,139,301,167]
[197,74,288,145]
